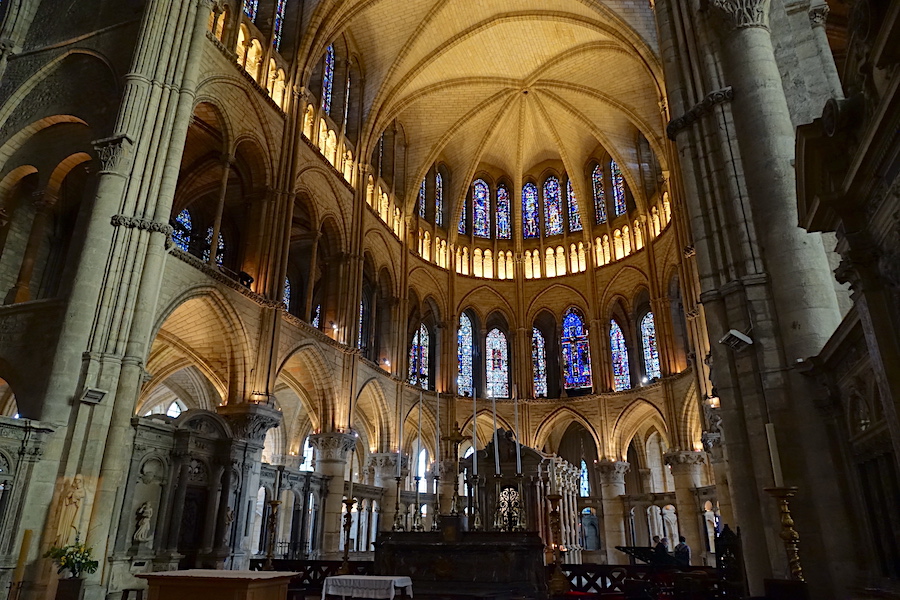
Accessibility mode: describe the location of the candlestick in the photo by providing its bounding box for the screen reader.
[436,393,441,464]
[398,399,404,478]
[348,448,355,501]
[472,397,478,477]
[392,476,405,531]
[513,384,522,475]
[491,393,500,475]
[550,459,557,494]
[337,496,357,574]
[765,423,785,487]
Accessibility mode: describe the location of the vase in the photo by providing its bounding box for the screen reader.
[55,577,84,600]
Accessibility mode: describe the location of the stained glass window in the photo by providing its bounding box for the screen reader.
[611,160,626,216]
[322,44,335,115]
[435,173,444,227]
[173,209,192,252]
[610,321,631,391]
[580,460,590,497]
[486,328,509,398]
[592,165,607,224]
[544,177,563,236]
[244,0,259,20]
[273,0,288,49]
[496,185,511,239]
[457,314,474,397]
[300,436,315,471]
[641,312,661,380]
[567,179,582,232]
[358,300,365,350]
[523,183,539,238]
[532,327,548,398]
[203,227,225,265]
[418,179,426,219]
[562,309,592,389]
[312,304,321,328]
[473,179,490,238]
[409,324,429,387]
[283,277,291,310]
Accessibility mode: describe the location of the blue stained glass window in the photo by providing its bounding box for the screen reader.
[486,329,509,398]
[611,160,626,216]
[473,179,490,238]
[567,179,582,232]
[409,324,429,387]
[544,177,563,236]
[244,0,259,20]
[322,45,335,115]
[457,313,474,397]
[435,173,444,227]
[358,300,365,350]
[641,312,661,380]
[562,309,592,389]
[203,227,225,265]
[592,165,607,224]
[523,183,540,238]
[532,327,547,397]
[418,179,426,219]
[496,185,511,239]
[173,210,192,252]
[312,304,321,328]
[610,321,631,391]
[283,277,291,310]
[273,0,288,49]
[580,460,590,497]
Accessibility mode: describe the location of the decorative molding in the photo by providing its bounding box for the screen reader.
[595,459,630,484]
[711,0,771,30]
[309,432,357,461]
[170,248,282,308]
[808,3,829,27]
[666,87,734,140]
[111,214,173,236]
[664,450,707,468]
[93,134,134,173]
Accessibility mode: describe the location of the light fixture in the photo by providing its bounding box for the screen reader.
[641,377,648,384]
[718,329,753,350]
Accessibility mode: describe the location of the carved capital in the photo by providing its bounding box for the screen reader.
[93,134,134,174]
[595,459,630,485]
[111,214,174,236]
[308,432,356,462]
[664,450,707,471]
[367,452,409,477]
[666,87,734,140]
[711,0,771,31]
[216,402,282,446]
[808,3,829,27]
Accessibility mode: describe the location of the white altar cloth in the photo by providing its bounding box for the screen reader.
[323,575,413,599]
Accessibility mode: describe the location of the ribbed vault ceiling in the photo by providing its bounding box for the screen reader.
[303,0,667,218]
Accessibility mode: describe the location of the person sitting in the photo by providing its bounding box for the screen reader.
[674,535,691,566]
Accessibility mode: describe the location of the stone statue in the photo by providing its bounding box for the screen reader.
[133,502,153,543]
[55,474,85,546]
[222,507,234,544]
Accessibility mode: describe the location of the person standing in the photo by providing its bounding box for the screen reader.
[674,535,691,566]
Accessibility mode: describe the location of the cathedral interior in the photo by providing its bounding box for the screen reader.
[0,0,896,598]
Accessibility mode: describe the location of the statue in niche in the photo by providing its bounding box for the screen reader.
[55,474,85,546]
[223,507,234,544]
[133,502,153,543]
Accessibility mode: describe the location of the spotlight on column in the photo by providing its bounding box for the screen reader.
[718,329,753,351]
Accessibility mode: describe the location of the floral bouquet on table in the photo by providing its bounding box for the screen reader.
[43,534,99,579]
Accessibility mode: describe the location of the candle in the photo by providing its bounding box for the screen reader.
[348,449,355,500]
[513,384,522,475]
[417,391,423,482]
[491,393,501,475]
[550,459,557,494]
[398,399,404,478]
[436,393,441,468]
[765,423,784,487]
[472,396,478,476]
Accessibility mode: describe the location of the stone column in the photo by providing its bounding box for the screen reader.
[596,460,629,564]
[664,451,706,564]
[369,452,408,532]
[4,190,55,303]
[808,2,843,99]
[310,432,356,553]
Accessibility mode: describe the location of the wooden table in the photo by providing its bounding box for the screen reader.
[322,575,413,599]
[136,570,299,600]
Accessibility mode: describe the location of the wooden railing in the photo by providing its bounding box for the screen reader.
[249,559,374,598]
[557,563,724,599]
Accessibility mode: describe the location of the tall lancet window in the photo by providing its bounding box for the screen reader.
[473,179,490,238]
[357,300,366,350]
[641,312,661,380]
[172,209,192,252]
[282,277,292,310]
[322,44,335,115]
[457,313,474,397]
[273,0,288,49]
[522,183,539,238]
[435,172,444,226]
[486,329,509,398]
[203,227,225,265]
[544,176,563,236]
[611,160,626,216]
[580,460,590,496]
[244,0,259,20]
[532,328,548,398]
[496,185,511,239]
[610,321,631,391]
[418,179,426,219]
[562,309,592,389]
[592,164,607,224]
[408,324,429,388]
[567,179,582,232]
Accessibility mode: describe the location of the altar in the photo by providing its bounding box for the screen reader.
[374,529,547,600]
[136,570,298,600]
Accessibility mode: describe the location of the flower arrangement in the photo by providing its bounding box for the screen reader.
[43,535,99,579]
